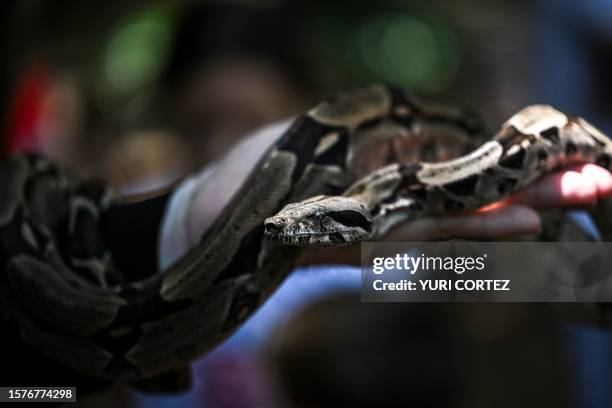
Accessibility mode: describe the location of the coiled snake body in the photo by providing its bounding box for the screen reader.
[1,85,612,390]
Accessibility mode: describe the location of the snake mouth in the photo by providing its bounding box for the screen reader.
[264,230,363,247]
[265,234,354,247]
[265,233,315,246]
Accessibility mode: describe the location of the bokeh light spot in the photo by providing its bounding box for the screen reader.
[357,13,460,90]
[105,9,172,91]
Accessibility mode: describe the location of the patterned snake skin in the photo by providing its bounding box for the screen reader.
[1,85,612,390]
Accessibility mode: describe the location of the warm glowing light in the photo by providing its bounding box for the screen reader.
[475,200,509,214]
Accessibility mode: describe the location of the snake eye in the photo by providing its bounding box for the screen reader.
[327,210,372,231]
[314,210,326,221]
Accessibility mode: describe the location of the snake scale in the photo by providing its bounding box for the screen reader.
[2,85,612,390]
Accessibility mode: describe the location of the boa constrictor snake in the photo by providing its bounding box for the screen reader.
[1,85,612,390]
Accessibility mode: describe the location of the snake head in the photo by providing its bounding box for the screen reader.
[264,195,373,247]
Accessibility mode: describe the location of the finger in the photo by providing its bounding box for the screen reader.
[384,204,541,241]
[508,164,612,208]
[579,164,612,197]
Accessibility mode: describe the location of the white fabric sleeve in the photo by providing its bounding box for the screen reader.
[157,119,292,270]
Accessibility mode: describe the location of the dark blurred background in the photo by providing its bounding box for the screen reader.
[2,1,612,407]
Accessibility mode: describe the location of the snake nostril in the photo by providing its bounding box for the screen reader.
[265,219,284,234]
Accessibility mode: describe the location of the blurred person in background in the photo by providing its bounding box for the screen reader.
[535,1,612,407]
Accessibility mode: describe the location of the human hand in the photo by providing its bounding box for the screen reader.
[383,163,612,241]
